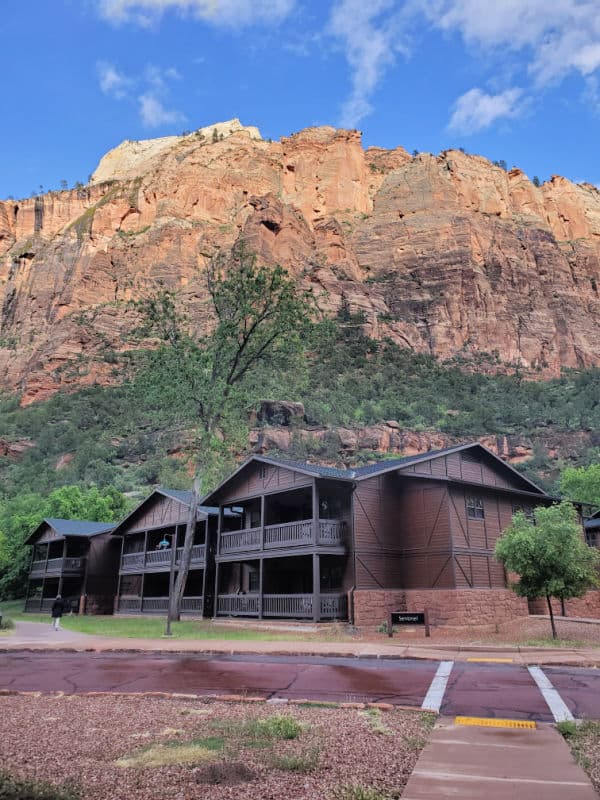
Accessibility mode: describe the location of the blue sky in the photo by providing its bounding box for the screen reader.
[2,0,600,199]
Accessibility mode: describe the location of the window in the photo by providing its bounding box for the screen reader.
[248,567,260,592]
[258,464,266,480]
[466,495,485,519]
[586,530,599,548]
[512,503,534,522]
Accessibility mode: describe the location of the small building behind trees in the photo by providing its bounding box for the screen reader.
[25,519,118,614]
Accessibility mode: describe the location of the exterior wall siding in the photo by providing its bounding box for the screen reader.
[120,495,190,534]
[216,463,312,504]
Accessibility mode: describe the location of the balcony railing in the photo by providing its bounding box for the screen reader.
[116,595,203,614]
[24,597,80,613]
[120,544,206,572]
[29,557,85,576]
[220,519,345,554]
[216,592,347,620]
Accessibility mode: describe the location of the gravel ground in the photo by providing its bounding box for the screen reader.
[0,695,432,800]
[362,617,600,647]
[560,721,600,794]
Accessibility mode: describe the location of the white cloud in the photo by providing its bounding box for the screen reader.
[96,61,186,128]
[97,62,133,98]
[98,0,295,27]
[417,0,600,86]
[448,87,523,133]
[329,0,410,128]
[139,92,187,127]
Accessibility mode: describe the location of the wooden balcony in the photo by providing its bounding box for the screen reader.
[219,519,346,555]
[216,592,347,620]
[120,544,206,573]
[29,557,85,578]
[116,595,203,614]
[24,597,80,613]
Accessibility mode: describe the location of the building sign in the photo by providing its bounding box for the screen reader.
[389,609,430,637]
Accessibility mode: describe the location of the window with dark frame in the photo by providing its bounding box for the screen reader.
[258,464,266,480]
[512,502,535,522]
[248,567,260,593]
[466,495,485,519]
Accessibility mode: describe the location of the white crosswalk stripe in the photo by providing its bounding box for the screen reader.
[421,660,454,712]
[528,665,574,722]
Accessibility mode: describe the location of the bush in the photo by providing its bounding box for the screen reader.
[331,786,391,800]
[0,771,80,800]
[244,714,303,742]
[0,617,15,630]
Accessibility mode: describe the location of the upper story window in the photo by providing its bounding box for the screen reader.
[466,495,485,519]
[586,530,599,548]
[258,464,266,480]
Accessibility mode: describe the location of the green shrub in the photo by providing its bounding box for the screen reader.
[0,771,80,800]
[0,617,15,630]
[270,746,320,772]
[244,714,303,742]
[331,786,392,800]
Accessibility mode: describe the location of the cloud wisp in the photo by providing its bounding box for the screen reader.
[329,0,410,128]
[97,0,296,28]
[448,87,524,134]
[96,62,187,129]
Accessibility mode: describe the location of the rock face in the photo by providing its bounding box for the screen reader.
[1,123,600,404]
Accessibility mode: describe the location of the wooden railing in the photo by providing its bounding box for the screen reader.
[120,544,206,572]
[263,593,313,617]
[220,520,346,554]
[24,597,78,613]
[216,592,347,620]
[217,594,260,615]
[264,520,312,548]
[29,557,85,576]
[219,528,262,554]
[116,595,203,614]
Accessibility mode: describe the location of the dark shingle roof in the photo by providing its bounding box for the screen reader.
[44,518,114,536]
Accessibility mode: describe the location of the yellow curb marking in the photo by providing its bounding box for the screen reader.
[466,657,514,663]
[455,716,536,729]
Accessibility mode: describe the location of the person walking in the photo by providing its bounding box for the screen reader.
[51,595,65,631]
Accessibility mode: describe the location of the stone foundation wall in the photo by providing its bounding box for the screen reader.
[528,591,600,619]
[352,588,529,628]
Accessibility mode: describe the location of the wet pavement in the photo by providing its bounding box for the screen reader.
[2,651,600,721]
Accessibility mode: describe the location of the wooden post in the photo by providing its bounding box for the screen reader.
[57,539,67,597]
[214,562,220,619]
[260,495,265,550]
[312,479,320,544]
[424,607,431,638]
[313,553,320,622]
[114,535,125,614]
[258,557,264,620]
[388,612,393,638]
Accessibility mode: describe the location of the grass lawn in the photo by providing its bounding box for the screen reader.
[0,599,347,641]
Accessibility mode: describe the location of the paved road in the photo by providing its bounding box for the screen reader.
[2,651,600,722]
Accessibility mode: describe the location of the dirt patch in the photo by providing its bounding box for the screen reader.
[0,695,432,800]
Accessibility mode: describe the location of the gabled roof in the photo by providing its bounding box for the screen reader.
[585,509,600,531]
[26,518,114,545]
[203,442,549,503]
[110,487,221,536]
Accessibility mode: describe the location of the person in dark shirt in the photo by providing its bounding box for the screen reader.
[51,595,65,631]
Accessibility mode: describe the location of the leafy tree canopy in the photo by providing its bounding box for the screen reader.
[558,464,600,511]
[0,485,127,600]
[495,502,599,638]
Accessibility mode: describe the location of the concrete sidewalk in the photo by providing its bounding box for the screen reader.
[402,718,598,799]
[2,621,600,666]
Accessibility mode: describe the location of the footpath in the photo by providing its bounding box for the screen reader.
[3,620,600,667]
[2,622,600,798]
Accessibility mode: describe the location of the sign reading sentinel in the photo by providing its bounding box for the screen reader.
[389,610,431,637]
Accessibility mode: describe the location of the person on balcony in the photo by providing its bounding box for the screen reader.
[51,595,65,631]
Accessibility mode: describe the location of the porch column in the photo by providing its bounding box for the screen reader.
[57,539,66,596]
[312,479,320,544]
[260,494,265,550]
[312,553,320,622]
[258,558,264,620]
[114,536,125,613]
[214,562,220,618]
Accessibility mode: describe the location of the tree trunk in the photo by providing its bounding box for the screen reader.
[546,594,558,640]
[560,597,566,617]
[168,474,201,624]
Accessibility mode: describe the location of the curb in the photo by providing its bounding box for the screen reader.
[0,687,434,714]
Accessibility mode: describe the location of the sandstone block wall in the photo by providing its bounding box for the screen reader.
[528,591,600,619]
[352,588,528,628]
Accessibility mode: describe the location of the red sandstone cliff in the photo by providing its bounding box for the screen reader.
[1,121,599,404]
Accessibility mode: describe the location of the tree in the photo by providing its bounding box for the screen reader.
[0,485,128,600]
[532,175,541,187]
[133,242,318,616]
[559,465,600,511]
[495,502,599,639]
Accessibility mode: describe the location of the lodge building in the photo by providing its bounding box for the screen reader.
[25,442,595,626]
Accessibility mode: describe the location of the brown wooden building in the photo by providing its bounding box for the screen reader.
[111,488,223,617]
[25,518,118,614]
[585,509,600,548]
[203,443,552,625]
